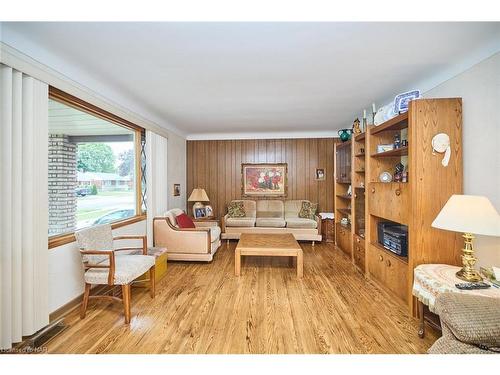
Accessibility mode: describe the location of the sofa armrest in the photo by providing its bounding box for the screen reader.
[153,217,211,253]
[221,214,228,232]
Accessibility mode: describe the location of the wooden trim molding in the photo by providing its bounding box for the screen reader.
[48,214,146,249]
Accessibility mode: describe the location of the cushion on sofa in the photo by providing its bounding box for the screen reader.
[256,218,286,228]
[298,201,318,220]
[256,200,284,218]
[285,200,309,219]
[164,208,184,227]
[286,217,317,229]
[228,201,246,218]
[226,217,256,227]
[176,213,195,228]
[228,200,257,218]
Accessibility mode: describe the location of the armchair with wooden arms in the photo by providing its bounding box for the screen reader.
[153,208,221,262]
[75,224,156,324]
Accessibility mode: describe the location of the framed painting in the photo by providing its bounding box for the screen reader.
[241,163,287,197]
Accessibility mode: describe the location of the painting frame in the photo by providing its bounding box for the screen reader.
[315,168,325,181]
[241,163,288,197]
[173,183,181,196]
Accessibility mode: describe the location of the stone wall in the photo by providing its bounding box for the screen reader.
[48,134,77,236]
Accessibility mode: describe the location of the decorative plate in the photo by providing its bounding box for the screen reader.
[379,171,393,183]
[394,90,420,113]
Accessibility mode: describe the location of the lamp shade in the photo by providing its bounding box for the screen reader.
[188,188,210,202]
[432,195,500,236]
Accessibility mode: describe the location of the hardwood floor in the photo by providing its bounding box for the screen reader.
[46,242,438,354]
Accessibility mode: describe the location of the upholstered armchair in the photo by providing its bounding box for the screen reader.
[75,224,156,324]
[153,208,221,262]
[428,293,500,354]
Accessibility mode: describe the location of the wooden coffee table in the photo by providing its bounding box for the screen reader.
[234,233,303,278]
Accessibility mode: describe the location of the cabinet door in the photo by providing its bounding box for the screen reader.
[368,244,385,282]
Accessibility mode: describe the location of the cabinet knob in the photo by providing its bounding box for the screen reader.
[386,259,392,267]
[371,188,375,194]
[395,189,401,196]
[378,255,383,262]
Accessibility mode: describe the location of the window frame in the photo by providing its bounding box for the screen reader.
[48,87,146,249]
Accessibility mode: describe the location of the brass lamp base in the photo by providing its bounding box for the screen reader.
[456,233,483,282]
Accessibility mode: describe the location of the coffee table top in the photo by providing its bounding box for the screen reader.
[237,233,301,252]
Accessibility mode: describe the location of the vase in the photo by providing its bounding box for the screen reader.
[338,129,352,142]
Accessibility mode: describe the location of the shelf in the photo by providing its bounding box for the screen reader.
[336,180,352,184]
[354,170,365,173]
[371,146,408,158]
[354,153,366,157]
[336,194,352,200]
[337,208,351,216]
[370,112,408,135]
[370,242,408,264]
[336,141,352,149]
[354,132,366,141]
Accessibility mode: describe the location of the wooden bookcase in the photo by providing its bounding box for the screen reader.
[334,141,352,257]
[352,131,368,273]
[364,98,463,315]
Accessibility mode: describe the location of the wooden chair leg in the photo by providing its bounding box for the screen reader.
[80,283,91,319]
[149,265,156,298]
[122,284,131,324]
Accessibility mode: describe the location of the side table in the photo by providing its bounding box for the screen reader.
[412,263,500,338]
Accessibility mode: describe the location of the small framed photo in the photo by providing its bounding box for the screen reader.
[205,205,214,218]
[194,207,206,219]
[315,168,325,181]
[173,184,181,196]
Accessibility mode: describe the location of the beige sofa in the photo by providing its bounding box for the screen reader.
[153,209,221,262]
[221,200,322,243]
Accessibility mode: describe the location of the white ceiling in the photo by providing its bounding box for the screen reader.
[3,22,500,138]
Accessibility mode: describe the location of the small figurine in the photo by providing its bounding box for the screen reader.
[394,133,401,149]
[352,118,361,135]
[394,162,404,182]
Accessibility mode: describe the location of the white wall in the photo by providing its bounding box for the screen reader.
[167,132,187,211]
[424,52,500,268]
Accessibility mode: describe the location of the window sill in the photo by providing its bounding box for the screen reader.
[48,214,147,249]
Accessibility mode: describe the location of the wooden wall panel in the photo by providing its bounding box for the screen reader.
[186,138,339,218]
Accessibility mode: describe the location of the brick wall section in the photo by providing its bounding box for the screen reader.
[49,134,77,236]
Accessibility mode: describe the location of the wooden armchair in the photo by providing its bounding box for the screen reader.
[75,224,156,324]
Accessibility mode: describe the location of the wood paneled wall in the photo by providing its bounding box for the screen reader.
[186,138,339,218]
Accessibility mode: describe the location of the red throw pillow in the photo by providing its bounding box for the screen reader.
[176,213,195,228]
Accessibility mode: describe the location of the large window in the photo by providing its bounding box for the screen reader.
[48,88,145,247]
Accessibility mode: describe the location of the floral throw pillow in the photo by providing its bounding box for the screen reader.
[228,201,246,218]
[298,201,318,220]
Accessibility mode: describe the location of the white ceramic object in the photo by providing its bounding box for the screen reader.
[379,171,393,183]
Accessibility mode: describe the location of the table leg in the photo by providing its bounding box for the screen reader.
[235,248,241,276]
[297,250,303,278]
[418,300,425,338]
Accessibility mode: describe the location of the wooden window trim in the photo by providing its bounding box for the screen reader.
[48,87,146,249]
[48,214,146,249]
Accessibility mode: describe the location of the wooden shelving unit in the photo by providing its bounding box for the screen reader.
[364,98,463,316]
[334,140,352,257]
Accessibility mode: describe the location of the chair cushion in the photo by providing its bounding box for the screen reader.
[228,201,246,218]
[285,200,309,219]
[256,218,286,228]
[256,200,284,218]
[286,217,318,229]
[298,201,318,220]
[435,293,500,349]
[209,226,221,242]
[176,213,195,228]
[75,224,114,264]
[226,217,256,227]
[84,254,155,285]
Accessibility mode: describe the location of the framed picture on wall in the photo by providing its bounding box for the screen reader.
[241,163,287,197]
[315,168,325,180]
[173,184,181,196]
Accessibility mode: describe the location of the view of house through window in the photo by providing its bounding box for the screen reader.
[48,98,137,236]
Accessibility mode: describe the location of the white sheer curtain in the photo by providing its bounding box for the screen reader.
[0,64,49,350]
[145,130,169,246]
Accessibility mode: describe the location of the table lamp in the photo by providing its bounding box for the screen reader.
[188,188,210,217]
[432,195,500,282]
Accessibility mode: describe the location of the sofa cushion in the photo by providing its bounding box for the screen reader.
[228,201,246,218]
[226,217,256,227]
[256,218,286,228]
[164,208,184,226]
[176,213,196,228]
[256,200,284,218]
[286,217,318,229]
[298,201,318,220]
[285,200,309,219]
